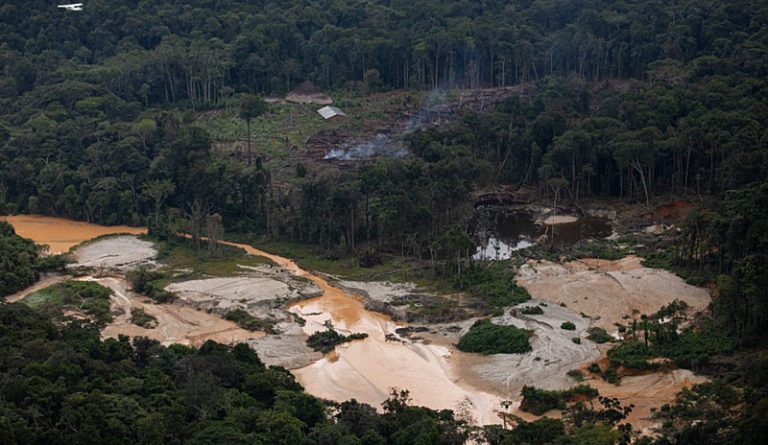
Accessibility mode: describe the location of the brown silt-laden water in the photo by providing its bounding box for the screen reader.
[1,215,146,254]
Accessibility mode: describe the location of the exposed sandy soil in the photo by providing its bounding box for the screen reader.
[95,276,262,347]
[586,368,707,433]
[247,322,322,368]
[214,241,504,425]
[516,256,711,332]
[166,273,321,316]
[73,236,157,271]
[338,280,418,303]
[543,215,579,225]
[1,215,146,254]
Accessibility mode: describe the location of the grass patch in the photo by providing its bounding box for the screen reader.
[457,319,532,355]
[197,92,423,168]
[22,281,112,324]
[520,385,599,415]
[130,308,157,328]
[224,309,276,333]
[156,238,275,283]
[306,329,368,353]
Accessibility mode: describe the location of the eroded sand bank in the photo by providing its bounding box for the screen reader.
[516,256,711,331]
[73,236,158,271]
[1,215,146,254]
[95,276,262,347]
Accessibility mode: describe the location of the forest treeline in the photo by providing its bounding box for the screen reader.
[0,0,766,348]
[0,303,653,445]
[2,0,766,103]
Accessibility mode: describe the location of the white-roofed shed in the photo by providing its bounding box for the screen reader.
[317,106,347,120]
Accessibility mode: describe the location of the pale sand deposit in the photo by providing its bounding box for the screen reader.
[446,301,600,395]
[73,236,157,271]
[543,215,579,224]
[516,256,711,331]
[95,276,261,347]
[1,215,146,254]
[587,369,707,432]
[218,240,504,425]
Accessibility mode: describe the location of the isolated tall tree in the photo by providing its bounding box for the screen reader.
[239,94,268,165]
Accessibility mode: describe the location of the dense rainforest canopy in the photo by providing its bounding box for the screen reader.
[0,0,765,342]
[1,1,768,444]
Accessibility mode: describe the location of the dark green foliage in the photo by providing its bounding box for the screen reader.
[587,327,614,344]
[21,280,112,323]
[521,305,544,315]
[127,267,174,303]
[456,263,531,308]
[306,329,368,353]
[224,309,276,333]
[0,303,485,445]
[602,368,621,385]
[652,324,738,369]
[0,221,39,297]
[608,341,658,371]
[572,337,582,345]
[457,320,531,355]
[588,363,602,374]
[520,385,599,415]
[129,307,156,328]
[484,418,566,445]
[561,321,576,330]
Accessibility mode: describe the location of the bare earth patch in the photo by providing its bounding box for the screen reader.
[516,256,711,332]
[96,276,261,347]
[73,236,158,271]
[443,301,600,397]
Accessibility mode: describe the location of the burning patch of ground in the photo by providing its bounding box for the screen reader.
[73,236,158,272]
[515,256,711,332]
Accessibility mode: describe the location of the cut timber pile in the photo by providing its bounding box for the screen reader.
[455,84,535,113]
[473,185,535,206]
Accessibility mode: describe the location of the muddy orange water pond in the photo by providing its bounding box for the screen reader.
[1,215,146,254]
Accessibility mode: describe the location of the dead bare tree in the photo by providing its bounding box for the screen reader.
[205,213,223,252]
[187,200,212,250]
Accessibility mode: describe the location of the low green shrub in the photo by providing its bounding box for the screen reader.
[130,307,157,328]
[561,321,576,330]
[608,341,658,370]
[587,327,613,343]
[603,368,621,384]
[520,385,599,415]
[457,320,532,355]
[521,306,544,315]
[224,309,277,333]
[307,329,368,353]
